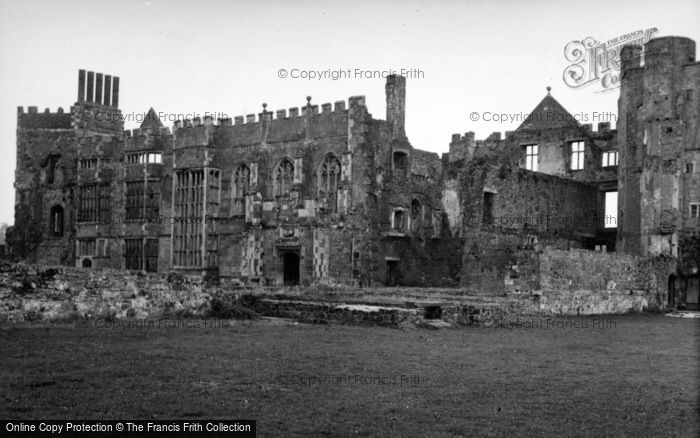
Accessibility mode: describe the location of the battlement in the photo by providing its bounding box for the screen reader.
[123,127,172,138]
[17,106,71,129]
[622,36,696,72]
[171,97,356,131]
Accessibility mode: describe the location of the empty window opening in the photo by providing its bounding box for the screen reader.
[525,145,538,171]
[46,155,59,184]
[393,151,408,174]
[393,210,405,232]
[604,191,618,228]
[50,205,64,237]
[686,162,695,174]
[571,141,585,170]
[690,203,700,219]
[411,199,421,232]
[483,192,495,225]
[602,151,618,167]
[126,152,162,164]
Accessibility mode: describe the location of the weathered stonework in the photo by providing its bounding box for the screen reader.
[6,36,699,310]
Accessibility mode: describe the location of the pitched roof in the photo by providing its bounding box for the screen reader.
[139,107,163,130]
[516,89,580,131]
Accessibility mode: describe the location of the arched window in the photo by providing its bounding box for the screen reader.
[319,155,342,212]
[411,199,421,232]
[232,164,250,215]
[274,159,294,197]
[50,205,64,237]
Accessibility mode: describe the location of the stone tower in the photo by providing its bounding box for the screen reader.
[617,36,699,257]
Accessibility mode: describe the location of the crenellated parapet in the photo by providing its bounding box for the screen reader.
[17,106,71,130]
[172,98,362,149]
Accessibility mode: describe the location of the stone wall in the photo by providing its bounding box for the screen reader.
[0,264,209,323]
[519,248,676,314]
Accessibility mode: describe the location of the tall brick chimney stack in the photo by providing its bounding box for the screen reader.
[385,74,406,139]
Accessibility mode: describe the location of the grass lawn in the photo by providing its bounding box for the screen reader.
[1,314,698,437]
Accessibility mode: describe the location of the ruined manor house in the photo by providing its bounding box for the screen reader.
[8,36,700,310]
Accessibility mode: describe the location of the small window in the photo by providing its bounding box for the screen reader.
[393,151,408,174]
[602,151,618,167]
[483,192,495,225]
[686,162,695,174]
[524,145,538,171]
[393,210,405,232]
[605,191,618,228]
[147,153,162,164]
[50,205,64,237]
[410,199,421,232]
[79,158,98,169]
[691,204,700,219]
[46,155,60,184]
[570,141,585,170]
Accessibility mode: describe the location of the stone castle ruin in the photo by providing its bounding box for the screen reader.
[7,36,699,311]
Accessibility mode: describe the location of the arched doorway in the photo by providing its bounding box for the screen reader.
[81,258,92,269]
[282,252,300,286]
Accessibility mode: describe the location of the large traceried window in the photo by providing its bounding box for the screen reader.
[274,159,294,197]
[232,164,250,216]
[571,141,585,170]
[172,168,220,268]
[525,145,538,171]
[319,155,341,212]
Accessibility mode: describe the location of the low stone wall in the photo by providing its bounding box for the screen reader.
[0,254,675,326]
[0,263,210,322]
[530,248,675,314]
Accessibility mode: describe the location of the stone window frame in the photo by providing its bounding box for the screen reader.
[232,163,251,216]
[49,205,64,237]
[392,150,409,175]
[524,144,538,171]
[410,199,422,232]
[77,239,96,257]
[273,158,295,198]
[570,140,585,171]
[318,154,342,212]
[79,157,98,170]
[602,150,618,168]
[391,208,406,232]
[690,203,700,219]
[685,162,695,174]
[125,152,162,165]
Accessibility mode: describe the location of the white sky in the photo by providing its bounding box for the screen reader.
[1,0,698,225]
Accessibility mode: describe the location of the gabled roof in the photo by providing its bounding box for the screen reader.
[516,88,580,131]
[139,107,163,130]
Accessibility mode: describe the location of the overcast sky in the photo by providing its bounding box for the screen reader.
[0,0,699,225]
